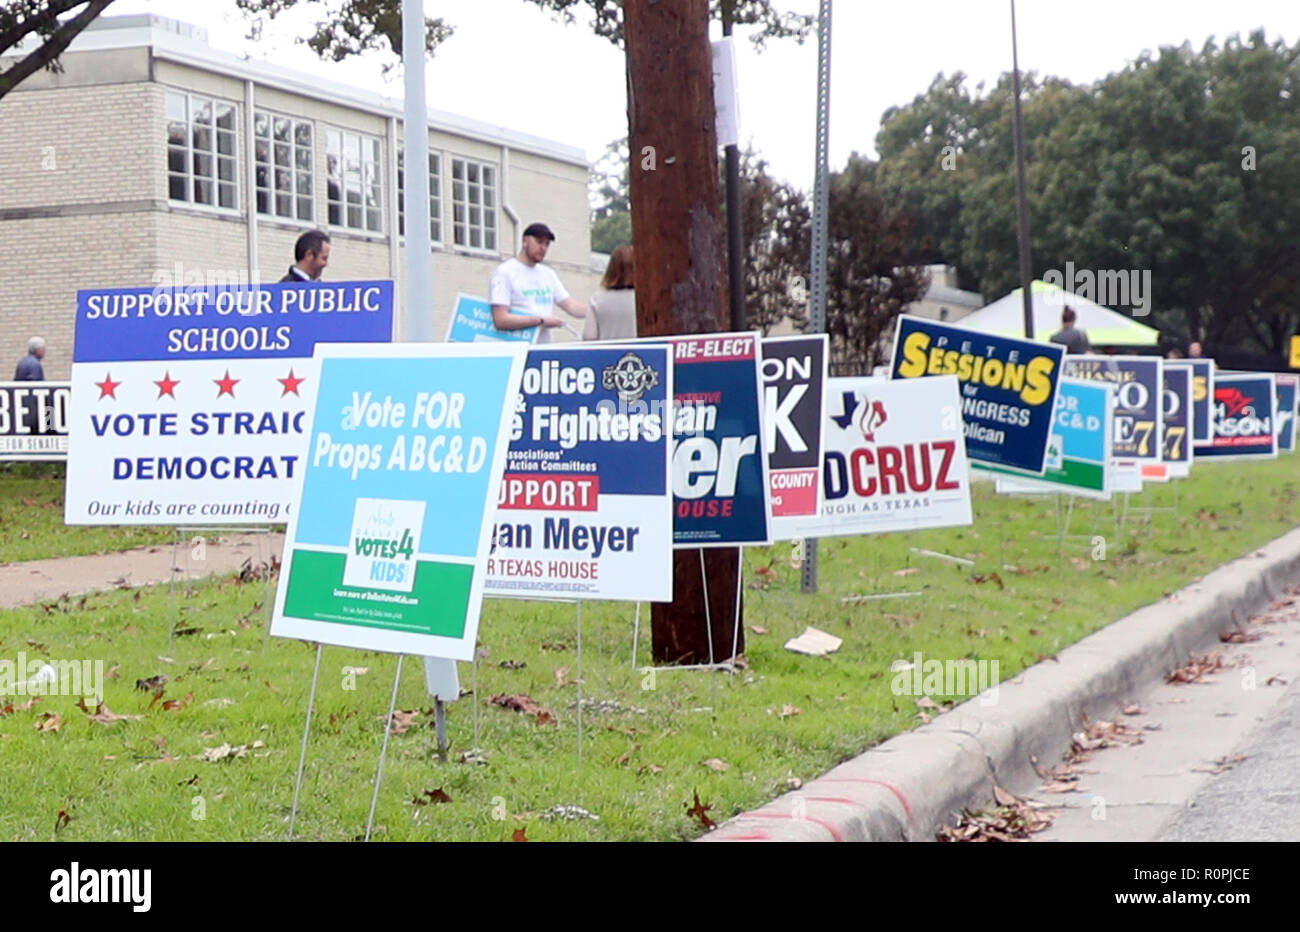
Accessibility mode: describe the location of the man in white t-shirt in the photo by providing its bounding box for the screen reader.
[489,222,587,343]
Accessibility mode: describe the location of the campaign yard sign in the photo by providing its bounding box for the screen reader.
[1275,374,1297,453]
[1167,359,1214,446]
[989,379,1114,500]
[760,335,828,541]
[798,375,972,537]
[65,281,393,525]
[669,333,771,547]
[484,344,672,601]
[0,381,69,461]
[1062,356,1163,464]
[890,315,1064,475]
[1197,372,1277,460]
[445,293,537,344]
[1156,365,1192,479]
[272,342,525,660]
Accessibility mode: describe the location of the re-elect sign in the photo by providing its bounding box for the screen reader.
[1062,356,1163,463]
[272,342,525,660]
[0,381,69,461]
[670,333,771,547]
[890,316,1063,475]
[485,344,672,601]
[798,375,972,537]
[1198,372,1278,460]
[66,282,392,525]
[760,335,827,541]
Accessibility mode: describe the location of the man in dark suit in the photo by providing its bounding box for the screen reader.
[280,230,331,282]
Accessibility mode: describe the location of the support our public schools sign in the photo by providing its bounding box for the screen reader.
[667,333,771,547]
[797,375,972,537]
[64,281,392,525]
[760,334,828,541]
[1197,372,1278,460]
[889,316,1064,476]
[272,342,526,660]
[0,381,69,461]
[484,344,673,601]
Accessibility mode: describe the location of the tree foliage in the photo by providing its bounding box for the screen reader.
[738,150,809,335]
[875,31,1300,357]
[516,0,813,48]
[0,0,119,98]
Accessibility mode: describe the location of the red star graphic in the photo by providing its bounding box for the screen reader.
[213,369,240,398]
[154,371,180,399]
[95,373,121,400]
[277,368,306,397]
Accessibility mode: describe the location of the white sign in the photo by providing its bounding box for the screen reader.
[711,37,740,148]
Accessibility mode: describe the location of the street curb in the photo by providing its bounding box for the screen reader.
[700,525,1300,842]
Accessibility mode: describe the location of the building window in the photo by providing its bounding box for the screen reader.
[255,111,313,221]
[326,128,383,233]
[397,146,443,243]
[451,157,497,251]
[166,91,238,209]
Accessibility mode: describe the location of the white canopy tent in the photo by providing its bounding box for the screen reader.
[954,281,1160,346]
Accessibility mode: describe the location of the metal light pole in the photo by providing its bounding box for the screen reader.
[1010,0,1035,339]
[801,0,831,595]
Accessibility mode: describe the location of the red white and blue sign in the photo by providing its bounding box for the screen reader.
[668,333,771,548]
[65,281,393,525]
[1197,372,1277,460]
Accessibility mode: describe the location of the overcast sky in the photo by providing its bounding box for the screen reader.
[107,0,1298,189]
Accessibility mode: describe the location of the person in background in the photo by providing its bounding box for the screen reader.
[490,222,587,343]
[280,230,330,282]
[1188,341,1204,358]
[1166,347,1185,359]
[14,336,45,380]
[583,245,636,341]
[1049,306,1091,354]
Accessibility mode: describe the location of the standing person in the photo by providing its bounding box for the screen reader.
[1188,342,1204,358]
[14,337,45,381]
[489,222,586,343]
[1049,306,1092,354]
[279,230,330,282]
[583,245,636,341]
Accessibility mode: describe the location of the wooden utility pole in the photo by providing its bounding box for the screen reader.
[624,0,744,665]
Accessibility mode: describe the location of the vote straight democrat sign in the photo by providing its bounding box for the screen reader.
[798,375,972,537]
[669,333,771,547]
[890,316,1064,475]
[1197,372,1277,460]
[760,335,827,541]
[272,342,525,660]
[65,281,393,525]
[0,381,69,461]
[485,344,672,601]
[1062,356,1163,464]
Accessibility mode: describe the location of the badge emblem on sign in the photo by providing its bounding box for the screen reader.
[602,352,660,404]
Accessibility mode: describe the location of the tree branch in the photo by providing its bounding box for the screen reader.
[0,0,118,99]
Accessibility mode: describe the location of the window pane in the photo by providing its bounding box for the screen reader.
[275,167,291,191]
[255,139,270,163]
[345,134,360,161]
[296,172,312,195]
[468,186,479,205]
[168,147,186,173]
[217,131,235,156]
[218,158,236,182]
[452,160,464,180]
[329,202,341,225]
[256,189,269,213]
[167,121,187,146]
[471,228,481,249]
[454,224,464,245]
[297,197,313,221]
[276,193,292,216]
[193,127,212,153]
[166,92,186,122]
[346,204,360,228]
[273,117,290,141]
[271,143,287,167]
[368,138,381,163]
[219,183,237,209]
[483,166,495,187]
[469,206,480,226]
[194,98,213,125]
[295,122,312,147]
[326,131,341,157]
[169,174,187,200]
[194,179,213,204]
[216,103,236,130]
[254,112,270,137]
[295,147,312,171]
[485,229,496,250]
[193,153,213,179]
[366,208,382,232]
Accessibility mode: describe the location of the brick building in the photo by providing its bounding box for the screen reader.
[0,14,599,379]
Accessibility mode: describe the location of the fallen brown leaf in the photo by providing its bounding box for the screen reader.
[77,699,143,725]
[34,712,62,733]
[686,791,716,829]
[511,828,528,842]
[412,788,452,806]
[488,694,555,725]
[701,757,730,773]
[749,625,769,635]
[554,666,569,688]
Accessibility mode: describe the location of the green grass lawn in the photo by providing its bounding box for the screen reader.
[0,457,1297,841]
[0,464,172,563]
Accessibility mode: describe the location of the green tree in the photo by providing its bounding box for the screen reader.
[589,136,630,253]
[738,150,810,334]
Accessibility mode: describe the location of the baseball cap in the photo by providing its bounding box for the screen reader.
[523,222,556,242]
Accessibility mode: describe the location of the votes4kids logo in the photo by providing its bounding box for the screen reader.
[342,498,423,592]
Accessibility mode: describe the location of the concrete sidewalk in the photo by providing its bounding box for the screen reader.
[702,526,1300,842]
[0,532,285,608]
